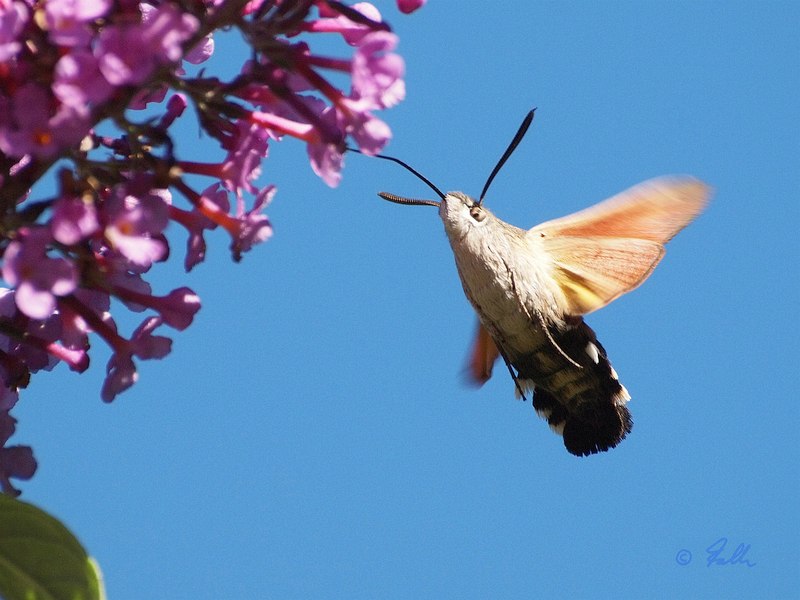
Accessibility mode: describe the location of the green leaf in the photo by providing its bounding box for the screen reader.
[0,495,104,600]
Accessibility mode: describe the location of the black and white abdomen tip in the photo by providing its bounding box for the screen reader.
[515,321,633,456]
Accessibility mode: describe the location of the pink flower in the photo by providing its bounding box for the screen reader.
[53,50,114,113]
[0,0,420,492]
[97,4,198,86]
[140,3,199,63]
[250,104,346,187]
[351,31,405,109]
[0,385,19,413]
[110,286,201,331]
[0,290,32,385]
[101,316,172,402]
[0,287,88,374]
[230,184,274,261]
[129,84,169,110]
[185,180,275,261]
[158,93,188,129]
[0,1,27,62]
[97,24,159,86]
[336,102,392,156]
[397,0,426,14]
[149,287,200,331]
[179,118,271,196]
[103,188,170,268]
[169,183,227,271]
[130,316,172,359]
[0,83,89,159]
[219,120,270,195]
[305,107,346,186]
[100,259,153,307]
[308,142,345,187]
[1,228,78,320]
[51,194,100,245]
[57,288,110,351]
[1,305,62,373]
[101,352,137,402]
[308,3,384,46]
[44,0,111,47]
[0,411,36,496]
[185,33,214,64]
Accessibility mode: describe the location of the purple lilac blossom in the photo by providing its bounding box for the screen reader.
[351,31,405,109]
[2,228,78,320]
[53,50,115,113]
[0,0,418,492]
[51,195,101,245]
[103,189,170,268]
[397,0,426,14]
[0,83,88,159]
[44,0,111,47]
[0,0,27,61]
[0,411,36,496]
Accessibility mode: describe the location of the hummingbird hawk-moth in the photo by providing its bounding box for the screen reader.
[370,109,711,456]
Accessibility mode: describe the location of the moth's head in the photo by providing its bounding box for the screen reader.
[367,108,536,233]
[439,192,494,239]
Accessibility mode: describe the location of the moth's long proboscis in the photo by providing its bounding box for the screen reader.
[378,192,441,208]
[479,108,536,205]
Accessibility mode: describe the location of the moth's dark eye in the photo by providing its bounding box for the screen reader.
[469,206,486,222]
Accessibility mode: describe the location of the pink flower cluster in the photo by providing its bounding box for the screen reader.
[0,0,423,495]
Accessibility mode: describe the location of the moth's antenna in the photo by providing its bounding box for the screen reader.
[478,108,536,206]
[346,146,446,202]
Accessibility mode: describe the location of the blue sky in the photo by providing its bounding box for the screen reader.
[15,2,799,598]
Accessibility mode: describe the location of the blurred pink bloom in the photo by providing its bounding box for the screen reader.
[337,101,392,155]
[130,316,172,359]
[230,184,275,261]
[1,228,78,320]
[250,107,346,187]
[44,0,110,47]
[101,316,171,402]
[111,285,200,331]
[185,33,214,64]
[57,288,110,351]
[129,84,169,110]
[0,290,66,388]
[397,0,426,14]
[51,195,101,245]
[351,31,405,109]
[53,50,114,113]
[0,0,421,490]
[103,189,170,268]
[0,411,36,496]
[101,352,137,402]
[0,83,89,159]
[3,309,62,373]
[0,0,27,61]
[158,93,188,129]
[101,259,153,308]
[150,287,200,331]
[306,3,383,46]
[0,386,18,413]
[220,120,270,195]
[97,3,198,86]
[140,3,199,63]
[169,183,227,271]
[97,25,159,85]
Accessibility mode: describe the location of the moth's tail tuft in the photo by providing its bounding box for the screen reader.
[516,319,633,456]
[533,388,633,456]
